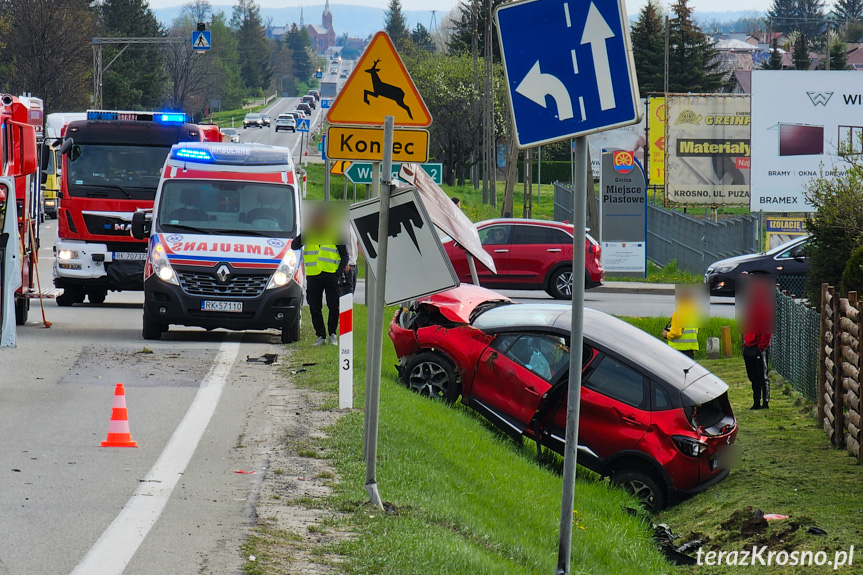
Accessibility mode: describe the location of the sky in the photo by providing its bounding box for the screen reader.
[147,0,461,10]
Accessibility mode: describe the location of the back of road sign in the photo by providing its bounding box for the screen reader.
[326,32,432,128]
[495,0,641,148]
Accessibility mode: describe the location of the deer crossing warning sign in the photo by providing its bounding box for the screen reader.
[326,32,432,128]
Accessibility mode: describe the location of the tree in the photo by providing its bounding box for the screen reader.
[447,0,505,59]
[762,36,784,69]
[842,19,863,42]
[209,11,244,109]
[0,0,96,110]
[797,0,827,41]
[165,14,218,112]
[631,0,665,95]
[231,0,271,92]
[667,0,724,93]
[833,0,863,22]
[284,24,314,83]
[411,23,435,52]
[767,0,798,32]
[182,0,212,23]
[829,39,849,69]
[384,0,409,48]
[793,33,811,68]
[100,0,167,110]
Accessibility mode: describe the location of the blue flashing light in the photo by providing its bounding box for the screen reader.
[173,147,214,162]
[157,113,187,124]
[87,111,119,120]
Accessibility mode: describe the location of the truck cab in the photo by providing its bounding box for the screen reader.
[132,142,304,343]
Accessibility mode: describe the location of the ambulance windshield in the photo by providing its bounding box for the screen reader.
[157,180,297,238]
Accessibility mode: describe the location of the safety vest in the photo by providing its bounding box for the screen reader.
[669,327,699,351]
[304,244,340,276]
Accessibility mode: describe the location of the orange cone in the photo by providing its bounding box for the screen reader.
[101,383,137,447]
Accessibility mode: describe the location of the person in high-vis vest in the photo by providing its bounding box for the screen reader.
[662,288,700,359]
[292,207,348,346]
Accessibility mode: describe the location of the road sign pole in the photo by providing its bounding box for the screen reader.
[363,161,381,460]
[556,136,588,575]
[467,254,480,285]
[364,116,395,509]
[324,159,331,201]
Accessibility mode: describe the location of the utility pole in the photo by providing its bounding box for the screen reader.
[472,0,483,196]
[484,0,497,208]
[663,17,670,94]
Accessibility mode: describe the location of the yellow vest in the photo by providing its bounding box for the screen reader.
[304,244,340,276]
[669,327,699,351]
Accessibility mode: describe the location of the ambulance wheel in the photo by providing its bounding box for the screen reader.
[15,296,29,325]
[281,314,301,344]
[142,311,166,340]
[87,288,107,304]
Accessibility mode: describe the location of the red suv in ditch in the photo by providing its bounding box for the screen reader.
[442,219,603,299]
[389,285,738,511]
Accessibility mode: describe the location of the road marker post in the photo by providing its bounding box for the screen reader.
[339,293,353,409]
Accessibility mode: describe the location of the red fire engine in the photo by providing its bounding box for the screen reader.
[53,111,203,306]
[0,94,41,325]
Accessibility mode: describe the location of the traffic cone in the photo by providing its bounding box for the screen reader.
[101,383,137,447]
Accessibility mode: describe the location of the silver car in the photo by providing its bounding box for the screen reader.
[220,128,240,143]
[274,114,296,133]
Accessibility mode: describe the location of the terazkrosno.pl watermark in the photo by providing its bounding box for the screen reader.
[696,546,854,569]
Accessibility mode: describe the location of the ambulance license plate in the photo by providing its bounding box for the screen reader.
[113,252,147,261]
[201,301,243,313]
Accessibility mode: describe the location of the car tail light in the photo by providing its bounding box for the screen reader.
[672,435,708,457]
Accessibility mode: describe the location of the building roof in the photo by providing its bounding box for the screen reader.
[715,38,757,51]
[308,24,329,35]
[732,70,752,93]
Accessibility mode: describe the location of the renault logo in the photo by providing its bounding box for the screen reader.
[216,265,231,283]
[807,91,833,106]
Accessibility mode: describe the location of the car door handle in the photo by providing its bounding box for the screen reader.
[525,386,541,397]
[620,414,643,426]
[547,248,562,252]
[494,249,509,253]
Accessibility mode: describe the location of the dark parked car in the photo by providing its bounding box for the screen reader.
[704,235,809,296]
[389,285,738,511]
[443,219,603,299]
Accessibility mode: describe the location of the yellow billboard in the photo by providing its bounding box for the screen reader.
[647,97,665,187]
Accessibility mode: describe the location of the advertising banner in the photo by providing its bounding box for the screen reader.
[665,94,751,205]
[647,96,665,187]
[599,150,647,277]
[750,70,863,212]
[764,216,808,249]
[587,104,646,178]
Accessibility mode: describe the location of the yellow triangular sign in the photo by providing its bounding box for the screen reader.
[326,32,432,128]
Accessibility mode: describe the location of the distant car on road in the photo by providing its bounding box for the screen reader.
[292,110,306,120]
[442,219,604,299]
[340,71,348,79]
[274,114,297,133]
[296,102,312,116]
[260,114,271,127]
[704,235,810,296]
[301,95,316,109]
[307,90,320,102]
[243,113,264,129]
[388,285,738,511]
[220,127,240,143]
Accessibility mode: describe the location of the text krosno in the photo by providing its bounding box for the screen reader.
[696,546,854,569]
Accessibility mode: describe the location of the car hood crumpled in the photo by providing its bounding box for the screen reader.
[415,284,512,324]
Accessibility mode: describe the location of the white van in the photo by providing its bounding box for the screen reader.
[131,143,304,342]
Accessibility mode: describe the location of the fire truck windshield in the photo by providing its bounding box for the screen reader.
[157,180,297,238]
[67,144,169,199]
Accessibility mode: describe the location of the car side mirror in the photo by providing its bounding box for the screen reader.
[40,171,47,185]
[59,138,74,156]
[131,211,152,240]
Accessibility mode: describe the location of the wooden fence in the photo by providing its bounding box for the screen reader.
[818,284,863,463]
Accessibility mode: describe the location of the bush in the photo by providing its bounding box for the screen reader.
[842,246,863,296]
[516,160,572,184]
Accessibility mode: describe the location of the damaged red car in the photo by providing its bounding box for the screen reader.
[389,285,738,511]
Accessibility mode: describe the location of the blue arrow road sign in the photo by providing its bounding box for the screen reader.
[322,134,327,160]
[191,30,211,51]
[495,0,641,148]
[297,118,310,132]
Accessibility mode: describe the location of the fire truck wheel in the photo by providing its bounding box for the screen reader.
[142,311,166,340]
[87,289,107,304]
[56,291,75,306]
[15,297,29,325]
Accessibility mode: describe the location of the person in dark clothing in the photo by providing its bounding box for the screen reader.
[743,332,771,409]
[292,234,348,346]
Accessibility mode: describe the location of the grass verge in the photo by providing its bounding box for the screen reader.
[275,304,672,574]
[607,260,703,284]
[620,315,742,359]
[657,359,863,574]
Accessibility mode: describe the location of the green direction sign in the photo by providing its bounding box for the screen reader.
[345,162,443,185]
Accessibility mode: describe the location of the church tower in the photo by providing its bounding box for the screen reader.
[322,0,332,30]
[300,4,304,27]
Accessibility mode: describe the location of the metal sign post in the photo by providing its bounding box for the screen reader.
[467,255,480,285]
[363,160,381,462]
[324,159,331,201]
[556,137,588,575]
[364,116,396,509]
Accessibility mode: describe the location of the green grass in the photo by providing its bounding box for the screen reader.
[274,305,672,575]
[620,315,742,359]
[606,260,703,284]
[657,359,863,574]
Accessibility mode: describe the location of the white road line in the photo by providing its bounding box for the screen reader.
[68,338,241,575]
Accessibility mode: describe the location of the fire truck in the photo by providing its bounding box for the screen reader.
[0,94,41,326]
[54,111,203,306]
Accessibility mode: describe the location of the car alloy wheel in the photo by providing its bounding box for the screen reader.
[612,469,666,512]
[555,271,572,297]
[402,351,459,403]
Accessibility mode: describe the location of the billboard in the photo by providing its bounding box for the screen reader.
[665,94,751,205]
[750,70,863,212]
[647,97,665,187]
[764,216,807,249]
[599,150,647,277]
[587,103,646,178]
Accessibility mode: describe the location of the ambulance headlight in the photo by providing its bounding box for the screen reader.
[58,249,79,261]
[267,250,298,289]
[150,242,178,285]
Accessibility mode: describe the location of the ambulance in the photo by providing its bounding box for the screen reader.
[131,142,304,342]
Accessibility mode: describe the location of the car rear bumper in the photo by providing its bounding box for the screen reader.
[675,468,730,494]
